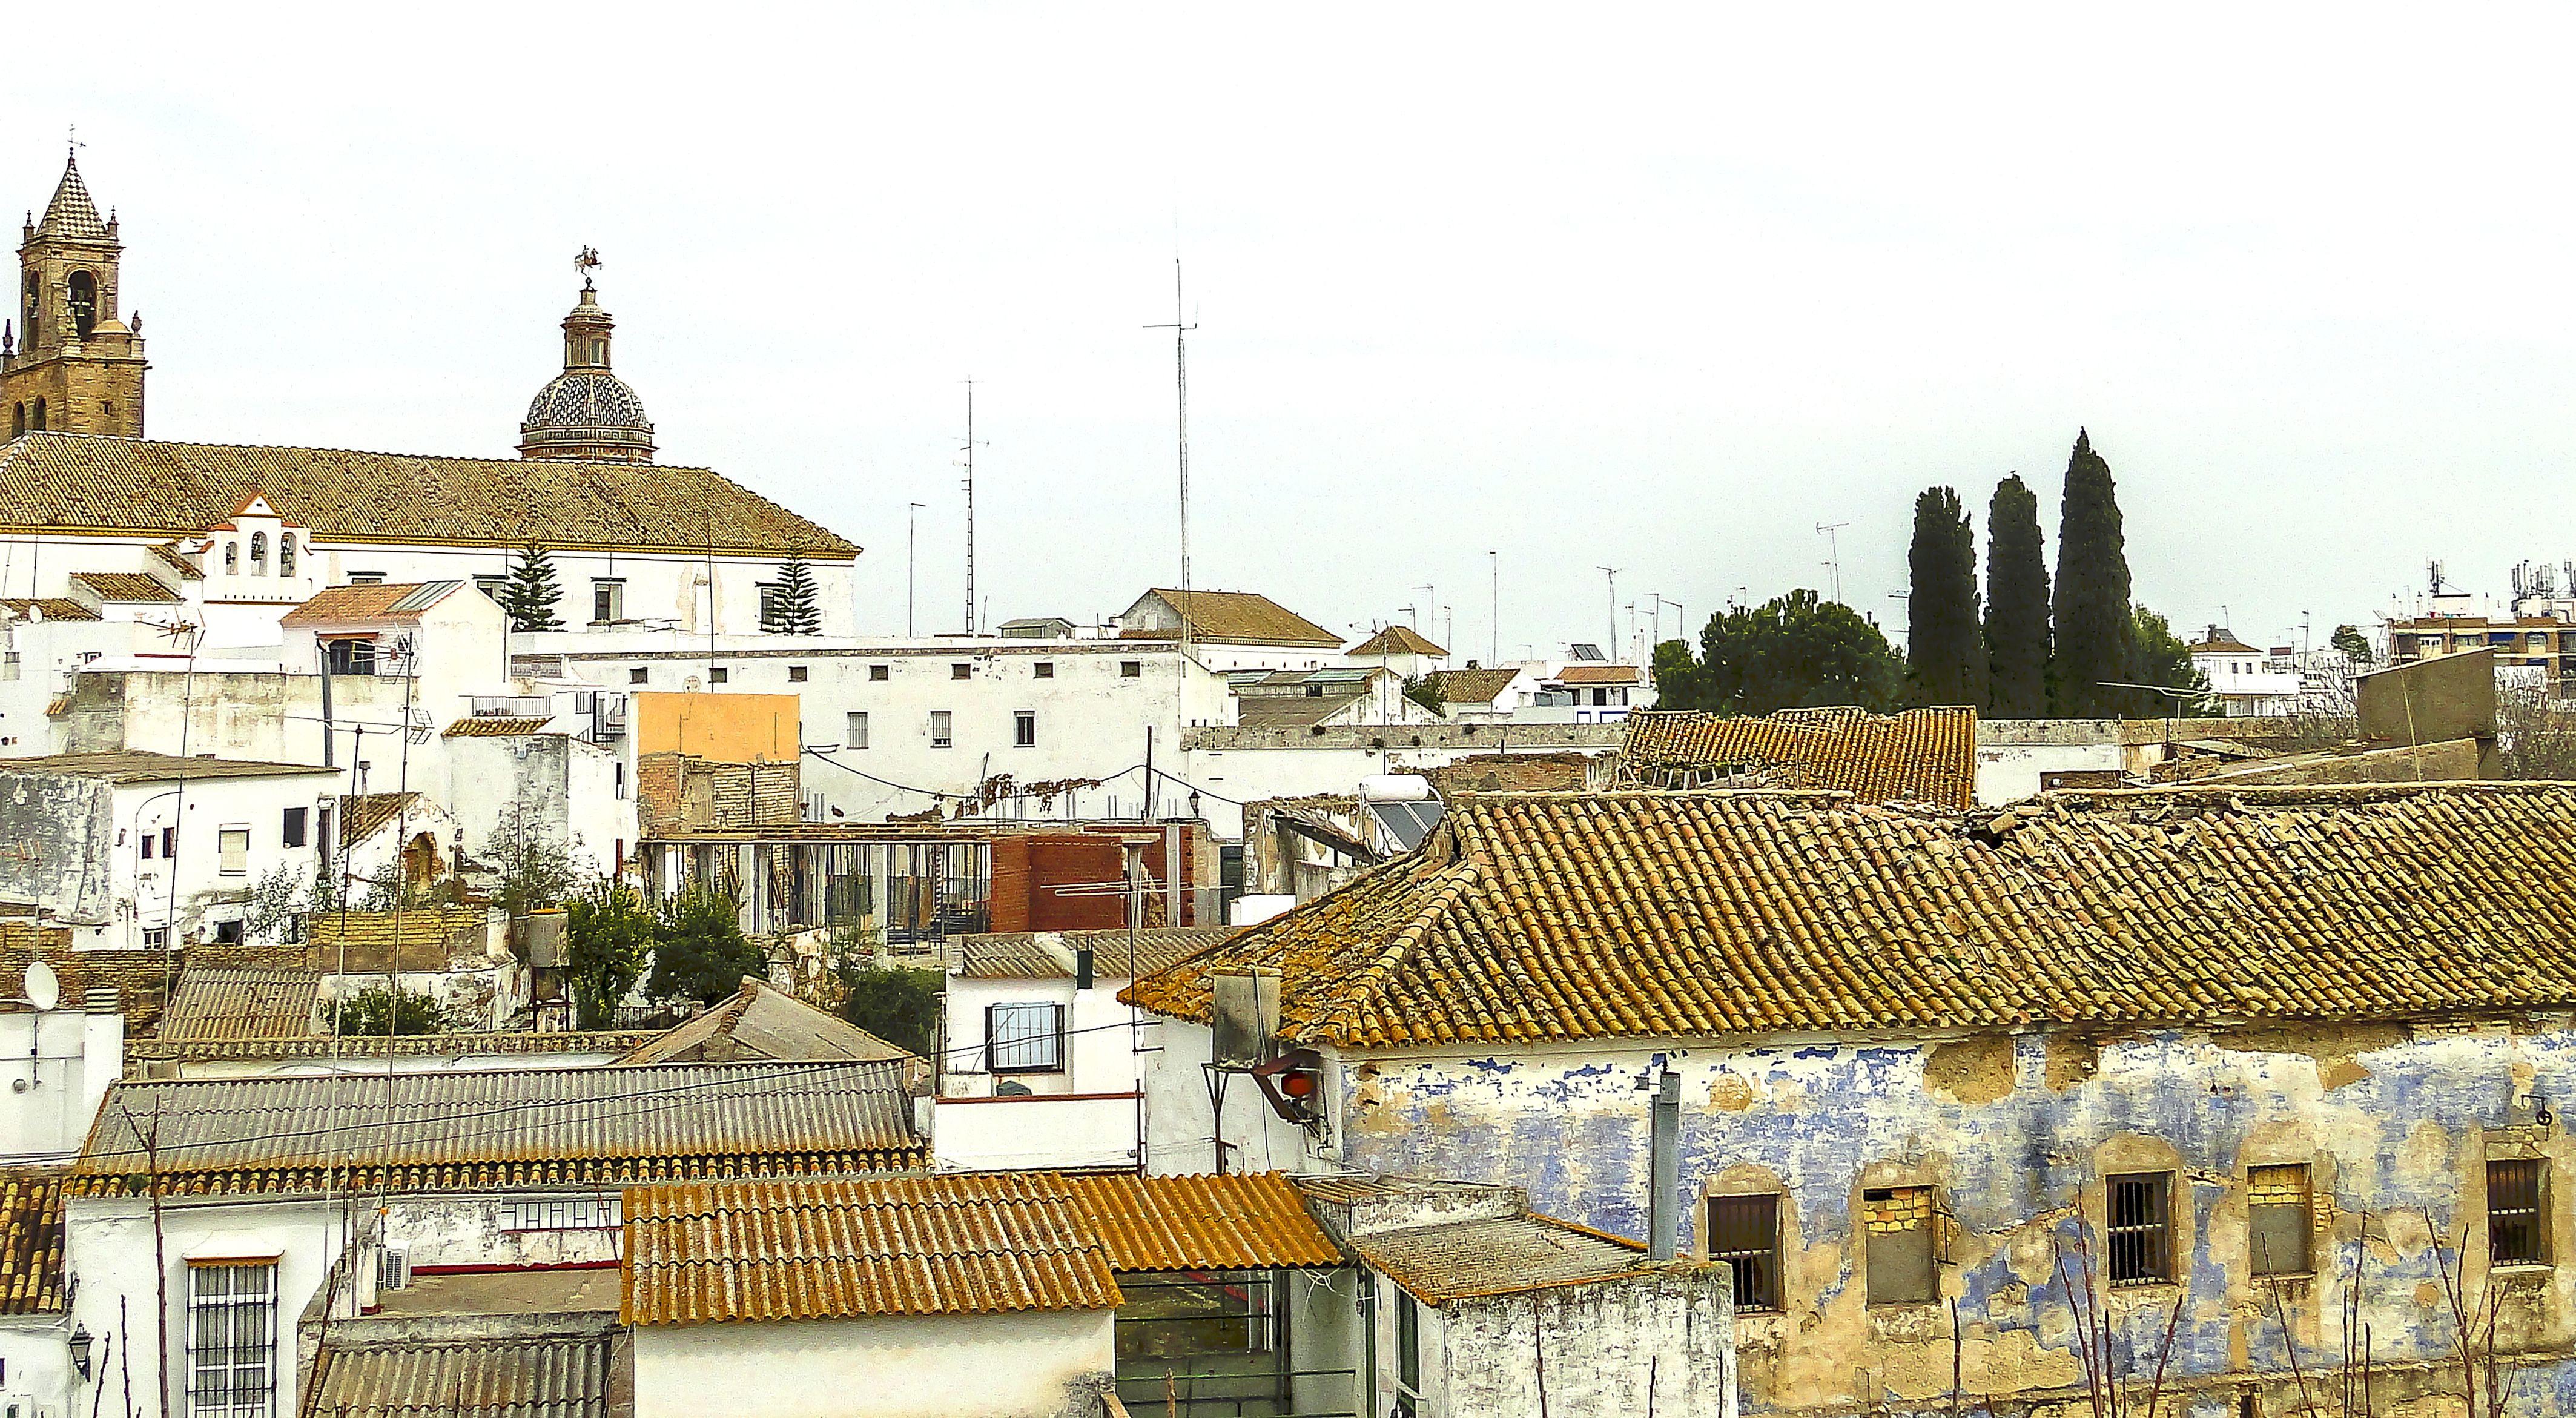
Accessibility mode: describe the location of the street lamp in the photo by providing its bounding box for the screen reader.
[68,1324,91,1381]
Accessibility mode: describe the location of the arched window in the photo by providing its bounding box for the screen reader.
[224,541,238,575]
[592,338,608,365]
[249,532,267,575]
[19,272,35,346]
[30,399,42,432]
[67,272,96,340]
[8,405,19,439]
[280,534,297,577]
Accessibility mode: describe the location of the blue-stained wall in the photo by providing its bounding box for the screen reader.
[1335,1019,2576,1415]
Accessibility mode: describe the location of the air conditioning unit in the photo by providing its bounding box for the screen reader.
[378,1248,411,1291]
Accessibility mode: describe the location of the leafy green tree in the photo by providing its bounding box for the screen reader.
[1906,486,1982,708]
[838,966,943,1056]
[2131,604,2211,714]
[2049,430,2140,716]
[2330,624,2374,666]
[1983,474,2051,718]
[766,556,824,635]
[649,881,766,1006]
[1650,638,1703,709]
[483,809,583,919]
[326,986,446,1035]
[244,863,308,945]
[565,876,655,1029]
[1402,675,1445,716]
[498,543,564,632]
[1660,590,1903,715]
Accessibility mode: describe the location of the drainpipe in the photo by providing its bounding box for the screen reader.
[1649,1065,1681,1262]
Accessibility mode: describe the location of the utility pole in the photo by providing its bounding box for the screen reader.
[1660,595,1684,648]
[1414,586,1434,634]
[959,383,986,635]
[1815,522,1849,603]
[906,502,925,637]
[1489,549,1499,667]
[1597,567,1622,658]
[1145,261,1197,661]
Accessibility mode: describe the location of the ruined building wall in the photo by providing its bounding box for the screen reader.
[1336,1019,2576,1418]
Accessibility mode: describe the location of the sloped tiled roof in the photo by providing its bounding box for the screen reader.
[1618,706,1977,809]
[1424,668,1519,707]
[443,717,553,738]
[1554,664,1640,686]
[1128,589,1341,647]
[128,1030,659,1064]
[338,792,424,847]
[1127,784,2576,1048]
[1058,1171,1342,1271]
[621,1174,1119,1324]
[0,598,99,621]
[38,158,107,241]
[280,581,462,625]
[0,1171,64,1314]
[149,543,205,581]
[311,1336,615,1418]
[74,1060,924,1195]
[1351,1210,1650,1306]
[157,967,320,1040]
[617,978,915,1067]
[70,571,179,603]
[0,751,337,784]
[0,434,857,557]
[951,926,1234,981]
[1349,625,1447,657]
[1237,693,1367,729]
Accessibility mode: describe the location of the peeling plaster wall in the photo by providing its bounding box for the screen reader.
[1337,1021,2576,1417]
[1434,1273,1737,1418]
[0,769,109,919]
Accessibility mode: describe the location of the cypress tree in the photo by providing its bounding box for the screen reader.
[1982,474,2050,717]
[498,543,563,632]
[1905,486,1981,707]
[2048,429,2139,716]
[768,555,822,635]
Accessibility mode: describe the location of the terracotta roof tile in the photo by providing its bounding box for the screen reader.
[1554,664,1640,686]
[1619,706,1977,809]
[1126,589,1341,647]
[1126,783,2576,1047]
[0,751,338,784]
[0,1171,64,1315]
[443,717,553,738]
[149,543,205,581]
[1424,668,1519,707]
[0,598,100,621]
[70,571,178,603]
[1058,1171,1342,1270]
[951,927,1235,980]
[337,793,424,847]
[621,1174,1118,1324]
[1349,626,1447,657]
[0,434,856,557]
[280,581,461,625]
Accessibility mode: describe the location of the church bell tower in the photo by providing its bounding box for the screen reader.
[4,151,148,441]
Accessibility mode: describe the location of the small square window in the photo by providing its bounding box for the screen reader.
[2107,1173,2174,1283]
[1121,661,1143,678]
[140,835,155,861]
[951,663,972,680]
[2248,1165,2311,1276]
[710,668,729,684]
[629,667,649,684]
[1034,661,1055,679]
[142,927,168,949]
[870,664,890,681]
[217,827,250,877]
[1708,1194,1782,1311]
[348,571,386,585]
[282,807,308,849]
[1014,711,1036,748]
[988,1002,1064,1072]
[930,711,953,749]
[788,666,809,683]
[213,918,245,944]
[592,578,626,623]
[2491,1159,2548,1266]
[846,712,870,750]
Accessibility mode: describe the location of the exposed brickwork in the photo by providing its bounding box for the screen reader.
[637,753,800,835]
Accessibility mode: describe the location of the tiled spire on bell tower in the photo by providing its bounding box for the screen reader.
[4,148,148,440]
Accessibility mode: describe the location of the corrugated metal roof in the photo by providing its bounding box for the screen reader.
[0,752,340,784]
[1350,1211,1652,1306]
[127,1030,661,1063]
[158,967,320,1040]
[622,1174,1120,1325]
[617,979,916,1067]
[311,1337,614,1418]
[1059,1172,1342,1271]
[72,1061,923,1195]
[951,927,1234,981]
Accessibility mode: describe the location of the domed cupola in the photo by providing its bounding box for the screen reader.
[518,272,655,463]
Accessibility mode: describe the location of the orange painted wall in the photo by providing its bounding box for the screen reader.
[633,691,800,762]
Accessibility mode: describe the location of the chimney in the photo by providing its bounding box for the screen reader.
[1648,1067,1682,1262]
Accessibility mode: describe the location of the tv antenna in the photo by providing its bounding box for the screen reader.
[2426,560,2447,595]
[1815,522,1851,603]
[1146,260,1197,657]
[959,381,986,635]
[1597,567,1623,661]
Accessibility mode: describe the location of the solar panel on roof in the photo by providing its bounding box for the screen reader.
[388,581,464,613]
[1370,800,1445,851]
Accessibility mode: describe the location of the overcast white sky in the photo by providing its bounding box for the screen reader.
[12,5,2571,658]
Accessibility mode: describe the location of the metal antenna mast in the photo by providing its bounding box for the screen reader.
[1815,522,1851,603]
[959,382,986,635]
[1597,567,1623,660]
[1146,261,1198,657]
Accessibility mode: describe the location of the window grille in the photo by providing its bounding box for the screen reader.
[987,1002,1064,1073]
[499,1197,621,1231]
[188,1262,276,1418]
[2107,1173,2173,1283]
[2491,1159,2548,1265]
[1707,1193,1782,1311]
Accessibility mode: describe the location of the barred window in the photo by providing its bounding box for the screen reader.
[1707,1193,1782,1311]
[188,1262,276,1418]
[988,1002,1063,1073]
[2107,1173,2173,1283]
[499,1196,622,1231]
[2491,1159,2548,1266]
[2248,1165,2311,1276]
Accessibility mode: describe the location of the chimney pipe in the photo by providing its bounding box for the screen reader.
[1649,1067,1681,1262]
[1074,946,1095,993]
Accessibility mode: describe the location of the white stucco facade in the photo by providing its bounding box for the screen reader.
[0,1002,122,1164]
[631,1309,1115,1418]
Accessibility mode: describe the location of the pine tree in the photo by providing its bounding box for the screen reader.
[2049,429,2139,717]
[1905,486,1982,707]
[767,556,822,635]
[1983,474,2050,717]
[498,543,563,632]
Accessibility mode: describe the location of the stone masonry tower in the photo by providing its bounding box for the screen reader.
[4,153,147,440]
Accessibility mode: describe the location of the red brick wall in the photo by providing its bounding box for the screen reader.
[1028,836,1129,931]
[989,838,1033,933]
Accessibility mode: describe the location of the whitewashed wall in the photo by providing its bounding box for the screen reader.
[632,1310,1114,1418]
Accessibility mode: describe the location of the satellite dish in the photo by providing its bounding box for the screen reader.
[22,961,58,1013]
